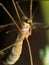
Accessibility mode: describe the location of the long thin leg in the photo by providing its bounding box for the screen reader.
[0,41,17,57]
[26,38,33,65]
[12,0,22,26]
[30,0,32,20]
[6,29,17,34]
[33,7,38,18]
[1,42,15,52]
[0,3,22,34]
[0,23,14,29]
[16,1,26,17]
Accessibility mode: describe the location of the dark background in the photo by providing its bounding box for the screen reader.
[0,0,47,65]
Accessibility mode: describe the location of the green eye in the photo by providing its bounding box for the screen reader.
[25,19,28,23]
[25,19,32,23]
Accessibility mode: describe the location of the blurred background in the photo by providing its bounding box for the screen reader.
[0,0,49,65]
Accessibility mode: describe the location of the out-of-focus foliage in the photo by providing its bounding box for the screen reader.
[39,1,49,65]
[39,45,49,65]
[40,1,49,43]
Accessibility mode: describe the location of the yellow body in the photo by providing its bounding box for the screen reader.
[3,35,24,65]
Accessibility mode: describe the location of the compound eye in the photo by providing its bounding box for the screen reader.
[25,19,32,24]
[25,19,28,23]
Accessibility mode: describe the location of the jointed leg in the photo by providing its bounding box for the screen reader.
[0,3,22,34]
[33,7,38,18]
[26,38,33,65]
[30,0,33,20]
[12,0,22,26]
[16,1,26,17]
[0,23,14,29]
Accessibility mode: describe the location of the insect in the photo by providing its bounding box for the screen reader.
[0,0,33,65]
[0,0,49,65]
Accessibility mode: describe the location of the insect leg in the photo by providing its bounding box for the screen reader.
[0,23,14,29]
[16,1,26,17]
[3,35,24,65]
[0,3,22,34]
[33,7,38,18]
[30,0,33,20]
[12,0,22,26]
[26,38,33,65]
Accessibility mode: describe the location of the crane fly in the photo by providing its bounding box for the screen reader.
[1,0,49,65]
[0,0,34,65]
